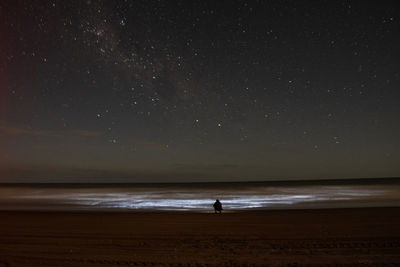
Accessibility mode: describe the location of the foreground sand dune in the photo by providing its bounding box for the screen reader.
[0,208,399,266]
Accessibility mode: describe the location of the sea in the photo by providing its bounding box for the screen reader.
[0,178,399,212]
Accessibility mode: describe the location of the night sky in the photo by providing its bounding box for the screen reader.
[0,0,399,182]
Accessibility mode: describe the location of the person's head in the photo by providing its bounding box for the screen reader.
[216,199,219,202]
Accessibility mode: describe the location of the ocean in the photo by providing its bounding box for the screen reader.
[0,179,399,211]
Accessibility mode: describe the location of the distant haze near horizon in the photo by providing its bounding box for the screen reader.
[0,1,399,183]
[0,165,399,183]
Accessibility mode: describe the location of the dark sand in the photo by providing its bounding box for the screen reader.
[0,208,399,266]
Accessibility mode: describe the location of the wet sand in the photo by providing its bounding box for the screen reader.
[0,208,399,266]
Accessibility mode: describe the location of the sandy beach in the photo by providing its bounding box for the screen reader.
[0,208,399,266]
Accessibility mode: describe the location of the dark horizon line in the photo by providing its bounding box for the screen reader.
[1,177,399,187]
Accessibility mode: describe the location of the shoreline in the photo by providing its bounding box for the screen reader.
[1,205,400,213]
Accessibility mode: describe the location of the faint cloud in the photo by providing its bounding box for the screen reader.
[63,129,103,137]
[142,141,169,151]
[0,125,103,138]
[0,126,57,137]
[125,137,170,151]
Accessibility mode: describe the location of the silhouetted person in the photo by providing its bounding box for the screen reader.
[213,199,223,214]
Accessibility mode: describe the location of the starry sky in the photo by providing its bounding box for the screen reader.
[0,0,399,182]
